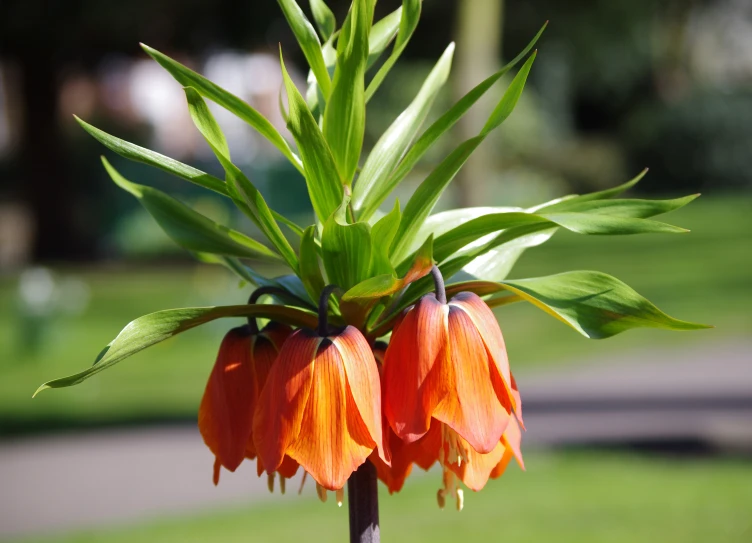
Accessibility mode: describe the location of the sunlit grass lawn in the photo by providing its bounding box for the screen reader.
[12,451,752,543]
[0,195,749,432]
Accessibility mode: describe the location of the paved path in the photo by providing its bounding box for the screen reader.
[1,340,750,539]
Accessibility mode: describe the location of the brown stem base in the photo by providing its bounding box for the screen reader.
[348,461,380,543]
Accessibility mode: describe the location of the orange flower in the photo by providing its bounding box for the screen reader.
[384,291,518,454]
[369,343,438,494]
[253,325,387,491]
[198,323,290,485]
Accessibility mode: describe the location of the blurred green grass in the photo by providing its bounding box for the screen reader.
[0,195,749,432]
[11,451,752,543]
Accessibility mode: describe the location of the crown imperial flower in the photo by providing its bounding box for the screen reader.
[384,288,518,454]
[199,321,291,485]
[253,322,387,492]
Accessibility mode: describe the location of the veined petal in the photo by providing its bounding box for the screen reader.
[199,327,254,474]
[287,339,375,490]
[433,306,509,454]
[253,330,320,473]
[384,295,450,442]
[501,415,525,470]
[245,335,282,458]
[510,372,524,428]
[333,326,387,464]
[450,292,517,412]
[448,436,506,492]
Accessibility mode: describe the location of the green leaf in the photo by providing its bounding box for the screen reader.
[343,234,433,305]
[75,116,228,196]
[101,157,281,262]
[310,0,336,40]
[141,43,304,174]
[321,195,372,290]
[342,234,432,328]
[543,194,700,218]
[368,23,545,220]
[184,87,299,271]
[390,52,537,262]
[430,211,687,263]
[76,116,302,239]
[299,225,326,303]
[33,303,318,395]
[280,52,344,222]
[322,0,373,184]
[365,0,421,102]
[369,199,401,276]
[367,6,402,68]
[532,168,648,212]
[452,271,712,339]
[278,0,332,98]
[353,43,455,219]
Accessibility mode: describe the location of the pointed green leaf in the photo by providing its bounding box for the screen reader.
[75,116,228,196]
[280,52,344,221]
[33,303,318,395]
[76,116,301,239]
[299,225,326,303]
[344,234,433,305]
[390,52,537,262]
[184,87,299,270]
[353,43,454,218]
[310,0,336,40]
[532,168,648,212]
[322,0,373,184]
[544,194,700,218]
[321,195,372,290]
[141,44,303,174]
[367,6,402,68]
[102,158,281,262]
[460,271,712,339]
[365,0,421,102]
[278,0,332,98]
[369,199,401,276]
[364,24,545,220]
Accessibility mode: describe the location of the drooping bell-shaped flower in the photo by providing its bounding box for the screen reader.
[384,288,518,454]
[253,324,387,491]
[199,322,291,485]
[420,406,525,510]
[369,343,438,494]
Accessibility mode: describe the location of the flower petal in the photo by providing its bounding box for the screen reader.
[432,305,509,454]
[244,335,281,458]
[287,339,375,490]
[253,329,320,473]
[450,292,517,412]
[449,437,507,492]
[384,295,449,442]
[333,326,387,464]
[199,328,254,473]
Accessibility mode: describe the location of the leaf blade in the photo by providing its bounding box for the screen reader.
[33,304,318,395]
[141,43,304,174]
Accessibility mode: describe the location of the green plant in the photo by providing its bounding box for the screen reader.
[35,1,708,541]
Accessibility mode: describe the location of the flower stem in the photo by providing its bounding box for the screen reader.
[247,286,290,333]
[348,461,380,543]
[317,285,340,336]
[430,265,447,304]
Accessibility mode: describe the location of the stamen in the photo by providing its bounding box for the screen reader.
[298,471,309,495]
[267,472,275,493]
[436,489,446,509]
[316,483,328,503]
[213,457,221,486]
[279,476,286,495]
[456,488,464,512]
[336,488,344,507]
